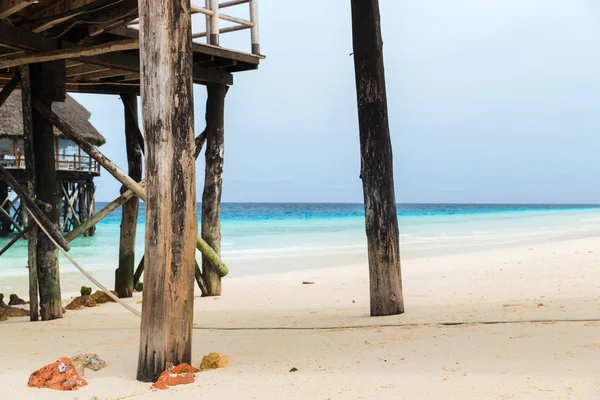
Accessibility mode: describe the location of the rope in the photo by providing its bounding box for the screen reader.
[25,206,600,331]
[192,317,600,331]
[26,207,141,317]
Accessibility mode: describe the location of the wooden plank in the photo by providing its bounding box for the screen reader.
[136,0,197,382]
[0,39,139,70]
[351,0,404,317]
[66,64,109,77]
[20,63,38,321]
[0,0,35,19]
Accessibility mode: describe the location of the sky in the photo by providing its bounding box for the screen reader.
[73,0,600,203]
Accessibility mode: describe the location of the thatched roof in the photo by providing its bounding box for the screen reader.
[0,91,106,146]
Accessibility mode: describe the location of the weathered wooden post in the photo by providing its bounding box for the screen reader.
[201,83,227,296]
[0,182,8,236]
[137,0,197,382]
[21,64,39,321]
[30,60,66,320]
[115,93,143,298]
[350,0,404,316]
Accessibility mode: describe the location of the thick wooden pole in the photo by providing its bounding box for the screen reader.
[21,64,39,321]
[201,83,227,296]
[115,93,143,298]
[137,0,197,382]
[350,0,404,317]
[0,182,8,236]
[31,60,65,320]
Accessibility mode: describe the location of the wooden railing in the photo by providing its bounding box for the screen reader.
[0,151,100,173]
[128,0,260,55]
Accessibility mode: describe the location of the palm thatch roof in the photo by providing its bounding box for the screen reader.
[0,91,106,146]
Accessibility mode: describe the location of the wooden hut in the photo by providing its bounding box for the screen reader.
[0,91,105,236]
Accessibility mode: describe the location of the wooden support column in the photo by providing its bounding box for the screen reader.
[0,182,8,236]
[21,64,39,321]
[137,0,197,382]
[350,0,404,317]
[115,93,143,298]
[78,182,86,229]
[87,183,96,236]
[31,60,66,321]
[201,83,227,296]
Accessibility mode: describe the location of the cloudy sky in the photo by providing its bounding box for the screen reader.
[74,0,600,203]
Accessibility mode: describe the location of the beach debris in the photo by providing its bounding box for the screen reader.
[70,354,106,377]
[0,303,29,320]
[302,281,315,285]
[28,357,87,391]
[8,294,26,306]
[135,282,144,292]
[80,286,92,296]
[199,352,229,370]
[65,295,97,310]
[152,363,199,390]
[537,303,544,307]
[92,290,117,304]
[65,290,118,311]
[289,367,298,372]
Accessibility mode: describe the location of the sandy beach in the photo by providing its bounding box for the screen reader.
[2,235,600,399]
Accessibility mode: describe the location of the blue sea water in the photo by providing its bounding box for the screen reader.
[1,203,600,294]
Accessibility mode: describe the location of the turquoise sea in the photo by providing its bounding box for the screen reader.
[1,203,600,294]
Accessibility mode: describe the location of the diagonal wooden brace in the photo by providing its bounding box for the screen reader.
[0,165,70,251]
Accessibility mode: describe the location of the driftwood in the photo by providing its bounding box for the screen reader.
[351,0,404,316]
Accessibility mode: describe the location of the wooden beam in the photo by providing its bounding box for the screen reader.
[351,0,404,317]
[0,39,139,70]
[27,0,98,33]
[0,70,19,109]
[0,166,70,251]
[0,0,35,19]
[0,201,21,232]
[137,0,197,382]
[33,99,147,201]
[121,94,145,153]
[0,224,31,257]
[20,63,38,321]
[66,64,110,78]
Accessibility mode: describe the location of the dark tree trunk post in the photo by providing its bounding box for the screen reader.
[87,183,96,236]
[31,60,66,321]
[21,64,39,321]
[115,93,143,298]
[201,83,227,296]
[0,182,8,236]
[136,0,197,382]
[78,182,86,229]
[350,0,404,317]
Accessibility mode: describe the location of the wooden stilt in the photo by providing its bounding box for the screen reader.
[21,64,39,321]
[0,182,9,236]
[201,83,228,296]
[115,93,143,298]
[87,183,96,236]
[31,60,66,321]
[136,0,197,382]
[0,224,32,257]
[351,0,404,316]
[78,182,86,230]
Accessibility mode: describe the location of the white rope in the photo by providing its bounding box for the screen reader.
[26,207,141,318]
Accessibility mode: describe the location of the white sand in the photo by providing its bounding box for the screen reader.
[2,236,600,399]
